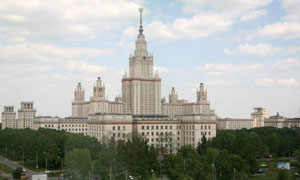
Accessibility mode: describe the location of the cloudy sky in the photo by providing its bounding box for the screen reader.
[0,0,300,119]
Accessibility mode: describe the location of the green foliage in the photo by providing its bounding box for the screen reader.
[208,127,300,174]
[163,146,211,180]
[65,149,92,180]
[277,169,289,180]
[295,149,300,173]
[12,167,22,179]
[0,128,100,170]
[0,163,14,174]
[1,127,300,180]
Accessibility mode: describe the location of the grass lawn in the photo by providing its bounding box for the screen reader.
[0,163,14,174]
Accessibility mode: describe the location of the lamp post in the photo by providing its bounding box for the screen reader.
[57,156,64,177]
[44,152,48,172]
[20,146,24,165]
[35,151,38,171]
[110,159,115,180]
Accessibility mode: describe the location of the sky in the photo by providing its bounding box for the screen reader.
[0,0,300,119]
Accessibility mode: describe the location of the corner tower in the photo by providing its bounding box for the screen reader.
[122,8,161,115]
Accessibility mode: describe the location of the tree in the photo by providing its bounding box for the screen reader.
[295,149,300,174]
[163,146,211,180]
[277,169,289,180]
[12,167,23,179]
[197,135,207,155]
[65,149,92,180]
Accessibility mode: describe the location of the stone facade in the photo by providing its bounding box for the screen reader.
[264,113,300,128]
[121,8,161,115]
[162,85,213,118]
[1,106,17,129]
[72,77,123,117]
[17,102,36,129]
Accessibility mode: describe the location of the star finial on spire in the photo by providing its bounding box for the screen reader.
[139,8,144,35]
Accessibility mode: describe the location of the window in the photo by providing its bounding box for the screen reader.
[118,126,120,130]
[165,125,168,129]
[142,132,145,136]
[151,132,154,136]
[147,126,149,130]
[156,126,159,129]
[142,126,144,130]
[151,126,154,130]
[123,126,125,130]
[123,133,125,138]
[170,125,172,129]
[113,126,115,130]
[161,125,163,129]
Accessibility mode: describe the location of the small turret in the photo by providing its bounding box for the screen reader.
[74,82,85,102]
[92,77,106,100]
[197,83,208,103]
[169,87,178,104]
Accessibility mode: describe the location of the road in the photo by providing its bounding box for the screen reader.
[0,155,35,179]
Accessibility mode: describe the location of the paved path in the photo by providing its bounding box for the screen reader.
[0,155,35,179]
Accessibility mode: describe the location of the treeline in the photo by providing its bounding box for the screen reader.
[0,127,300,180]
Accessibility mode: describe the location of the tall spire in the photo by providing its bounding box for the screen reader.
[139,8,144,35]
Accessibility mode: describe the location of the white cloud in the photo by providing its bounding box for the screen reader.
[224,43,282,56]
[281,0,300,21]
[237,0,300,40]
[255,22,300,39]
[197,63,263,76]
[154,66,169,73]
[255,78,300,86]
[145,11,234,42]
[206,80,236,86]
[287,46,300,54]
[0,43,114,64]
[0,0,141,42]
[181,0,272,16]
[240,9,267,21]
[272,58,300,70]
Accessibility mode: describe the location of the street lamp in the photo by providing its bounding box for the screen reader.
[57,156,64,177]
[110,159,116,180]
[44,152,48,172]
[35,151,38,171]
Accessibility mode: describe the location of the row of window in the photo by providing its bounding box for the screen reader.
[141,131,174,137]
[141,125,212,130]
[112,126,126,131]
[61,124,87,127]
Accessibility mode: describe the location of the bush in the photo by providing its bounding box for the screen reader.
[12,167,23,179]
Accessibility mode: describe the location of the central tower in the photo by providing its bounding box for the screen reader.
[122,8,161,115]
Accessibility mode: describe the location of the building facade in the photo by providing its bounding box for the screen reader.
[17,102,36,129]
[72,77,123,117]
[1,106,17,129]
[121,8,161,115]
[162,84,213,118]
[0,8,219,152]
